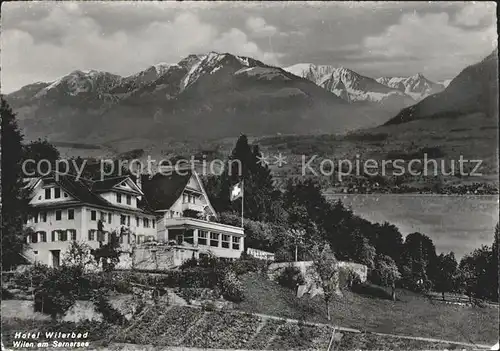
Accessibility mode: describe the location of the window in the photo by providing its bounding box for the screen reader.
[136,217,140,226]
[127,216,130,226]
[183,193,187,203]
[222,234,230,249]
[31,232,38,243]
[68,230,77,241]
[52,231,57,242]
[100,212,106,222]
[58,230,67,242]
[64,193,68,198]
[108,213,112,224]
[55,210,62,221]
[116,193,122,203]
[41,212,47,222]
[34,213,38,223]
[91,210,97,221]
[126,195,131,205]
[232,236,240,250]
[39,231,47,242]
[34,251,38,255]
[198,230,208,245]
[45,188,51,199]
[54,188,61,198]
[68,209,74,220]
[152,219,155,229]
[143,218,149,228]
[88,230,95,241]
[120,215,126,225]
[210,232,219,247]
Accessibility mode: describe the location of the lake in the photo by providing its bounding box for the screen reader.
[324,193,499,259]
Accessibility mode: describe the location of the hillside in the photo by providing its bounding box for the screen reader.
[385,48,498,126]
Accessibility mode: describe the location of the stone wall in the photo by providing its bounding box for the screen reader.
[116,244,199,270]
[268,260,368,298]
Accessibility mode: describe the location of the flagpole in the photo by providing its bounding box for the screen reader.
[241,179,244,228]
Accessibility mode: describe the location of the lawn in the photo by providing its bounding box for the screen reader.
[236,272,499,345]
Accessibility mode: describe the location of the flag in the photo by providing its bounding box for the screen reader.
[230,182,243,201]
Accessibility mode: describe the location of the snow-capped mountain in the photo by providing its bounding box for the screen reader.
[319,67,413,104]
[375,73,444,100]
[284,63,337,83]
[11,52,383,143]
[284,64,414,105]
[112,63,179,95]
[34,70,123,100]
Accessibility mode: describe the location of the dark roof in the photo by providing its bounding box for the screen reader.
[141,170,192,211]
[34,173,154,215]
[55,175,112,208]
[91,176,129,192]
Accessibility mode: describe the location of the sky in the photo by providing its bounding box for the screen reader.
[1,1,497,93]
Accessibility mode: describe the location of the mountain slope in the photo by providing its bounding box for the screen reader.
[284,64,415,112]
[385,49,498,126]
[9,52,389,143]
[376,74,444,100]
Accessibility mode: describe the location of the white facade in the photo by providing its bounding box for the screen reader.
[153,171,244,261]
[24,176,157,267]
[24,170,246,267]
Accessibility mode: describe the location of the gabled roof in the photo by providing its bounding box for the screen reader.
[91,176,129,192]
[141,170,192,211]
[55,175,111,208]
[29,173,154,215]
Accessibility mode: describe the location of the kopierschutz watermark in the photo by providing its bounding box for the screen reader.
[301,154,483,180]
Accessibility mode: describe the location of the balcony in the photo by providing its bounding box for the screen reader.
[164,217,244,236]
[181,202,205,213]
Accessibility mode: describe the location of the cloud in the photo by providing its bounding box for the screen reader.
[454,3,496,27]
[352,10,497,79]
[245,17,278,37]
[1,3,283,93]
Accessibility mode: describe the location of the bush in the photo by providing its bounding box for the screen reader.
[33,266,84,318]
[338,268,362,290]
[12,264,51,290]
[277,265,305,290]
[232,255,269,276]
[90,288,126,325]
[2,287,14,300]
[219,270,244,303]
[179,256,198,270]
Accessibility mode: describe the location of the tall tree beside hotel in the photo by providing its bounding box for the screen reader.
[22,138,60,175]
[210,134,279,222]
[0,98,28,270]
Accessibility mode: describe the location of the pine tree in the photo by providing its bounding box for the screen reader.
[1,98,29,270]
[215,134,279,222]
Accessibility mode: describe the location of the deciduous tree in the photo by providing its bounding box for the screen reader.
[309,243,339,320]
